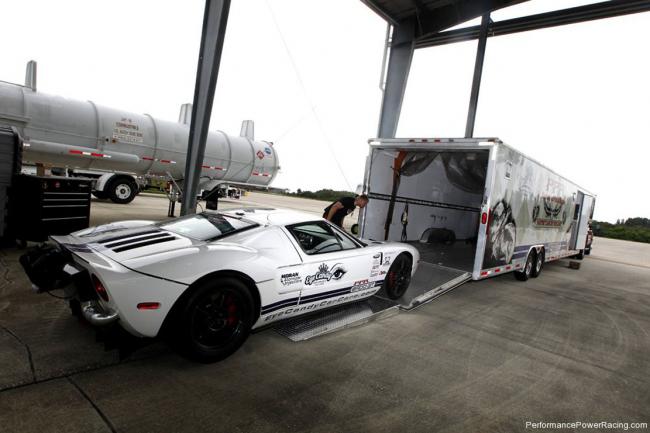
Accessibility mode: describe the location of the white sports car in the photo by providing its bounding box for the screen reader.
[21,208,419,362]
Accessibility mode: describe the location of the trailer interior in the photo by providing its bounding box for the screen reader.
[363,146,490,275]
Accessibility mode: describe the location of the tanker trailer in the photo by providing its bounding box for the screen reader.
[0,61,279,203]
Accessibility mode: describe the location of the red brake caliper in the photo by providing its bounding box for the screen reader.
[226,296,238,326]
[388,271,396,288]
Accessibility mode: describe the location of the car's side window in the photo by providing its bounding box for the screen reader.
[332,227,359,250]
[287,221,358,255]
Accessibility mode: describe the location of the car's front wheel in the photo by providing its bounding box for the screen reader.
[176,277,255,363]
[383,253,412,300]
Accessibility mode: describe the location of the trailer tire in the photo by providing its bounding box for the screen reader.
[515,250,535,281]
[107,176,138,204]
[574,250,585,260]
[92,190,108,200]
[531,248,544,278]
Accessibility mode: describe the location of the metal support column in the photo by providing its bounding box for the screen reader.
[376,20,415,138]
[181,0,231,216]
[465,13,490,138]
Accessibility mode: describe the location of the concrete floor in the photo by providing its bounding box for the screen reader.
[0,193,649,432]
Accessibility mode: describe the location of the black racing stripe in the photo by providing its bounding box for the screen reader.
[261,300,299,314]
[299,287,352,303]
[61,243,93,253]
[97,229,162,244]
[261,281,385,315]
[299,291,352,304]
[112,236,176,253]
[104,232,173,248]
[261,297,300,312]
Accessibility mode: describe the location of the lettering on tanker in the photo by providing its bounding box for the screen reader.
[112,117,144,144]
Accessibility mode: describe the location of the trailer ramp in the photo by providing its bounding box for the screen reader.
[274,297,399,342]
[274,263,470,341]
[376,262,471,310]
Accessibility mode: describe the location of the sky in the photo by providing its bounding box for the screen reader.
[1,0,648,223]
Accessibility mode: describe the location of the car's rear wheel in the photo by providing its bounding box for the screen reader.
[176,278,254,363]
[383,253,412,300]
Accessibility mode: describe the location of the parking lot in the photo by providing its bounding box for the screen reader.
[0,193,648,432]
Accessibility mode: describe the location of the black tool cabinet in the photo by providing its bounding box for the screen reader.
[9,175,92,243]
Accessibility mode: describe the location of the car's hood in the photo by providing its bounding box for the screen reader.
[51,220,200,264]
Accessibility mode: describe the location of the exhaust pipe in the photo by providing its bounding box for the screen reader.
[81,301,119,326]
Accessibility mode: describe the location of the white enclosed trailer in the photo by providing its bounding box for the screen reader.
[0,62,279,203]
[360,137,595,292]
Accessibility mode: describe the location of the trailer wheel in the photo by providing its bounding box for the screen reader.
[531,248,544,278]
[383,253,412,299]
[515,250,535,281]
[174,277,254,363]
[92,191,108,200]
[107,176,138,204]
[575,250,585,260]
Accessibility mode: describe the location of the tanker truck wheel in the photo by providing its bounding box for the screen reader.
[92,190,108,200]
[107,176,138,204]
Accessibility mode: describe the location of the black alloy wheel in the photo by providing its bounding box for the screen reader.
[177,278,254,363]
[383,253,412,300]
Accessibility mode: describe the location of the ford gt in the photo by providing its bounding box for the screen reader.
[20,208,419,362]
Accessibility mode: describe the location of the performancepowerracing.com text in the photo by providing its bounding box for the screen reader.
[525,421,648,430]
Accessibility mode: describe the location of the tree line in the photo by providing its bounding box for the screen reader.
[286,189,356,203]
[592,218,650,243]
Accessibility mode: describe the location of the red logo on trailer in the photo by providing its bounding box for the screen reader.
[256,150,264,159]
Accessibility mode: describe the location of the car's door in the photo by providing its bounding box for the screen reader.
[283,221,380,311]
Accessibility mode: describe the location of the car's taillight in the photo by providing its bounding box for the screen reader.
[92,275,109,302]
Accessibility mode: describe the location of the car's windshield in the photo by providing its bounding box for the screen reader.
[159,212,257,241]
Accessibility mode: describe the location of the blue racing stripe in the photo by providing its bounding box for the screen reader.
[515,241,568,253]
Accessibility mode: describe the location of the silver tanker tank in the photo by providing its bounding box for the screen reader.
[0,61,279,203]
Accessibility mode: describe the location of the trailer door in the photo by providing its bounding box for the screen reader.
[569,191,584,250]
[575,194,594,250]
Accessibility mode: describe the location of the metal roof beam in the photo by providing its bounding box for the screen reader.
[181,0,231,216]
[416,0,650,49]
[359,0,399,26]
[415,0,525,38]
[376,21,416,138]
